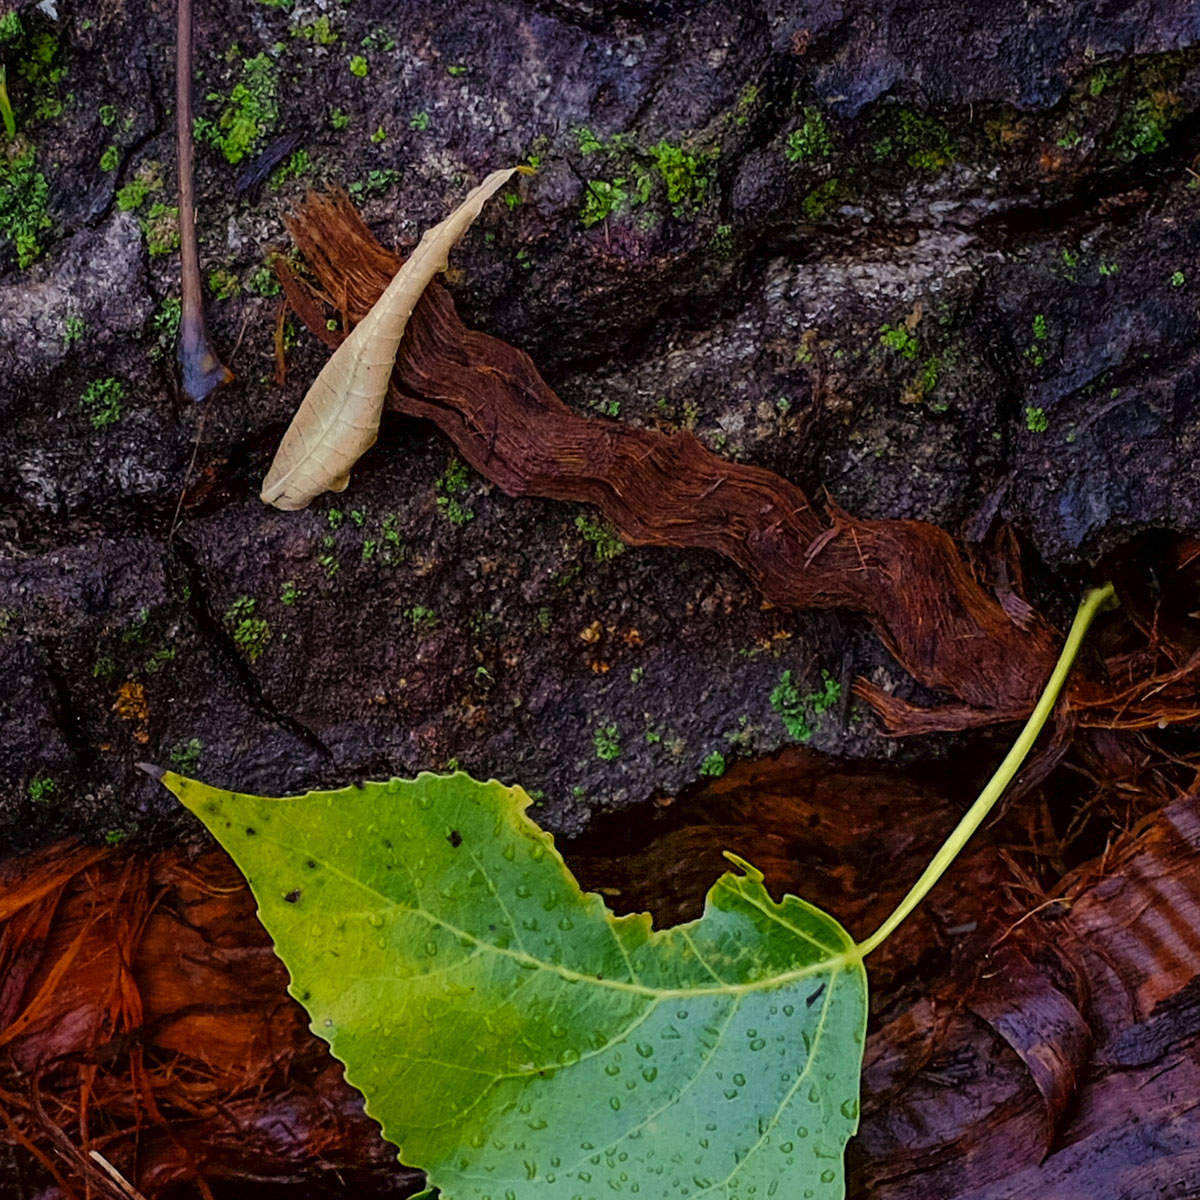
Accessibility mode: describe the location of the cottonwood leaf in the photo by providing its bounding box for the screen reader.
[261,167,518,510]
[153,768,867,1200]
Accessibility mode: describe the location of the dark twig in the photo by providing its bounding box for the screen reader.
[170,0,232,544]
[175,0,232,404]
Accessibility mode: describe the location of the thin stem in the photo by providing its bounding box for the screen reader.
[857,582,1116,958]
[176,0,232,403]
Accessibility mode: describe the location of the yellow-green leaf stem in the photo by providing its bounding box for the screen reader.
[856,582,1116,958]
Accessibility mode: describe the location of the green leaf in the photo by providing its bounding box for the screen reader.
[157,769,866,1199]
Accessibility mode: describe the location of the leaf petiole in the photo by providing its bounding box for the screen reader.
[856,582,1116,958]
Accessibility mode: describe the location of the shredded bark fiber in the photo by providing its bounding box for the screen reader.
[0,841,421,1200]
[3,753,1199,1199]
[273,191,1200,739]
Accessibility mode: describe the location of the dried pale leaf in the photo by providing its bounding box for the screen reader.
[261,167,518,510]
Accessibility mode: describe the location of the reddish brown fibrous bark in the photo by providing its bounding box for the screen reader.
[277,192,1069,733]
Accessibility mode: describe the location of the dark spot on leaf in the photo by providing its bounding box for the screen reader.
[284,889,301,903]
[383,838,393,849]
[305,859,317,869]
[806,983,827,1007]
[245,827,257,836]
[352,778,366,789]
[448,829,463,848]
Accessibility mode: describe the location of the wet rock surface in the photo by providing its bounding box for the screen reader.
[1,0,1198,851]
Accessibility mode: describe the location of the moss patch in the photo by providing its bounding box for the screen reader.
[0,143,50,268]
[785,107,832,162]
[80,377,125,429]
[195,52,279,165]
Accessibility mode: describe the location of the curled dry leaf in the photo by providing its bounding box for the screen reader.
[260,166,518,510]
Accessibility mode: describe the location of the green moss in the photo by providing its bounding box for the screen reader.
[1098,261,1119,277]
[1104,75,1180,164]
[80,377,124,428]
[208,267,240,299]
[649,140,713,215]
[100,144,119,172]
[593,723,622,762]
[1025,406,1049,433]
[700,751,726,778]
[575,515,625,562]
[13,24,67,122]
[785,107,832,161]
[446,64,467,77]
[573,125,602,155]
[98,103,117,127]
[280,579,302,605]
[250,265,281,296]
[879,322,919,360]
[271,149,310,188]
[329,106,350,130]
[769,670,810,740]
[576,133,713,224]
[347,167,400,198]
[62,314,84,345]
[294,14,339,44]
[0,145,50,268]
[580,177,629,227]
[149,295,182,358]
[435,457,475,526]
[809,670,841,715]
[733,83,759,126]
[0,11,23,42]
[370,124,387,144]
[876,108,957,171]
[348,54,368,77]
[225,595,271,661]
[28,773,58,805]
[140,202,179,256]
[122,607,150,644]
[404,605,438,632]
[196,52,279,165]
[770,668,840,741]
[410,110,430,131]
[1087,64,1127,97]
[116,178,150,211]
[145,646,177,674]
[801,177,841,220]
[1024,313,1049,367]
[1171,270,1185,287]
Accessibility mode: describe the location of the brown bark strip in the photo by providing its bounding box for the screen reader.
[280,191,1054,731]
